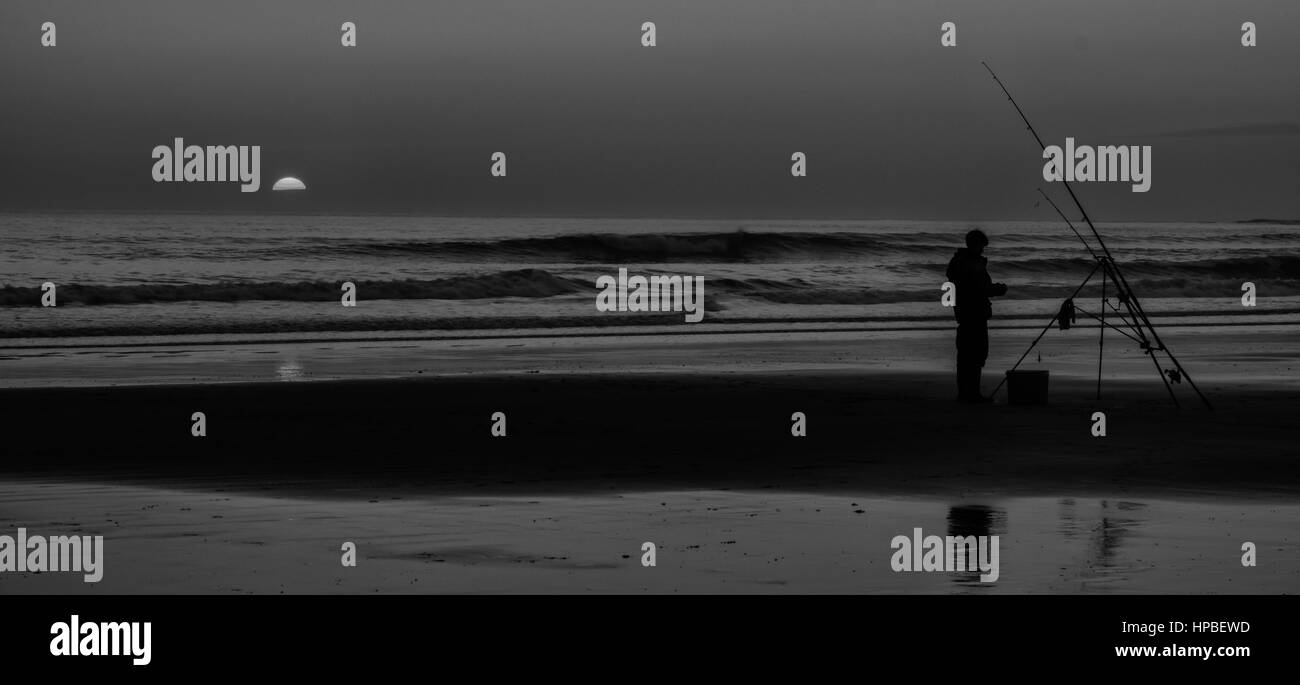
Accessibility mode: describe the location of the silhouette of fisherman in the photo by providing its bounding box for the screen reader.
[946,230,1008,403]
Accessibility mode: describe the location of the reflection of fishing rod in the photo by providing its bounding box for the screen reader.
[982,62,1212,409]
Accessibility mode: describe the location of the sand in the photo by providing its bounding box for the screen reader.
[3,485,1297,594]
[2,328,1297,593]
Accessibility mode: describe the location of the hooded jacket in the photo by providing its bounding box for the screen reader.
[946,248,1007,323]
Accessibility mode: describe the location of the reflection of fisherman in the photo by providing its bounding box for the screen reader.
[946,230,1008,403]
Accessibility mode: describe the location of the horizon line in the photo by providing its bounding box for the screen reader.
[0,208,1290,225]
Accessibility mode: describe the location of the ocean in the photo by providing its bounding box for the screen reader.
[2,213,1298,344]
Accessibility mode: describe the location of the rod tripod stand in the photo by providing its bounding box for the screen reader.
[982,63,1212,409]
[988,192,1212,409]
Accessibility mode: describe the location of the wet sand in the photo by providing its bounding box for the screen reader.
[3,485,1296,594]
[3,325,1299,390]
[2,330,1297,593]
[1,368,1295,497]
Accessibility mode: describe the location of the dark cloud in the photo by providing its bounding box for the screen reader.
[1150,122,1300,138]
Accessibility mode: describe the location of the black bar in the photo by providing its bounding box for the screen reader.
[0,595,1286,674]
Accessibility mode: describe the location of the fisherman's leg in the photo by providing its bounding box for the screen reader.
[955,323,980,400]
[955,324,969,398]
[970,320,991,400]
[956,321,992,403]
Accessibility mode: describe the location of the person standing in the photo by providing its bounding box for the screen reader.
[946,230,1008,403]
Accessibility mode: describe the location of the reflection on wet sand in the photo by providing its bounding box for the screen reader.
[1,485,1295,594]
[1058,499,1149,589]
[947,504,1006,588]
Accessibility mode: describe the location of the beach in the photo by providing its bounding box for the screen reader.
[2,327,1298,594]
[2,214,1298,593]
[2,5,1297,669]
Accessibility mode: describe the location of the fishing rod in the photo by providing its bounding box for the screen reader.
[1037,188,1100,261]
[981,62,1212,409]
[1036,188,1144,339]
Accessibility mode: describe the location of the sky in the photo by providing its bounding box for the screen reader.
[1,0,1297,220]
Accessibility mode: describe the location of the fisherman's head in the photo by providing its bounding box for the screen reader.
[965,229,989,256]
